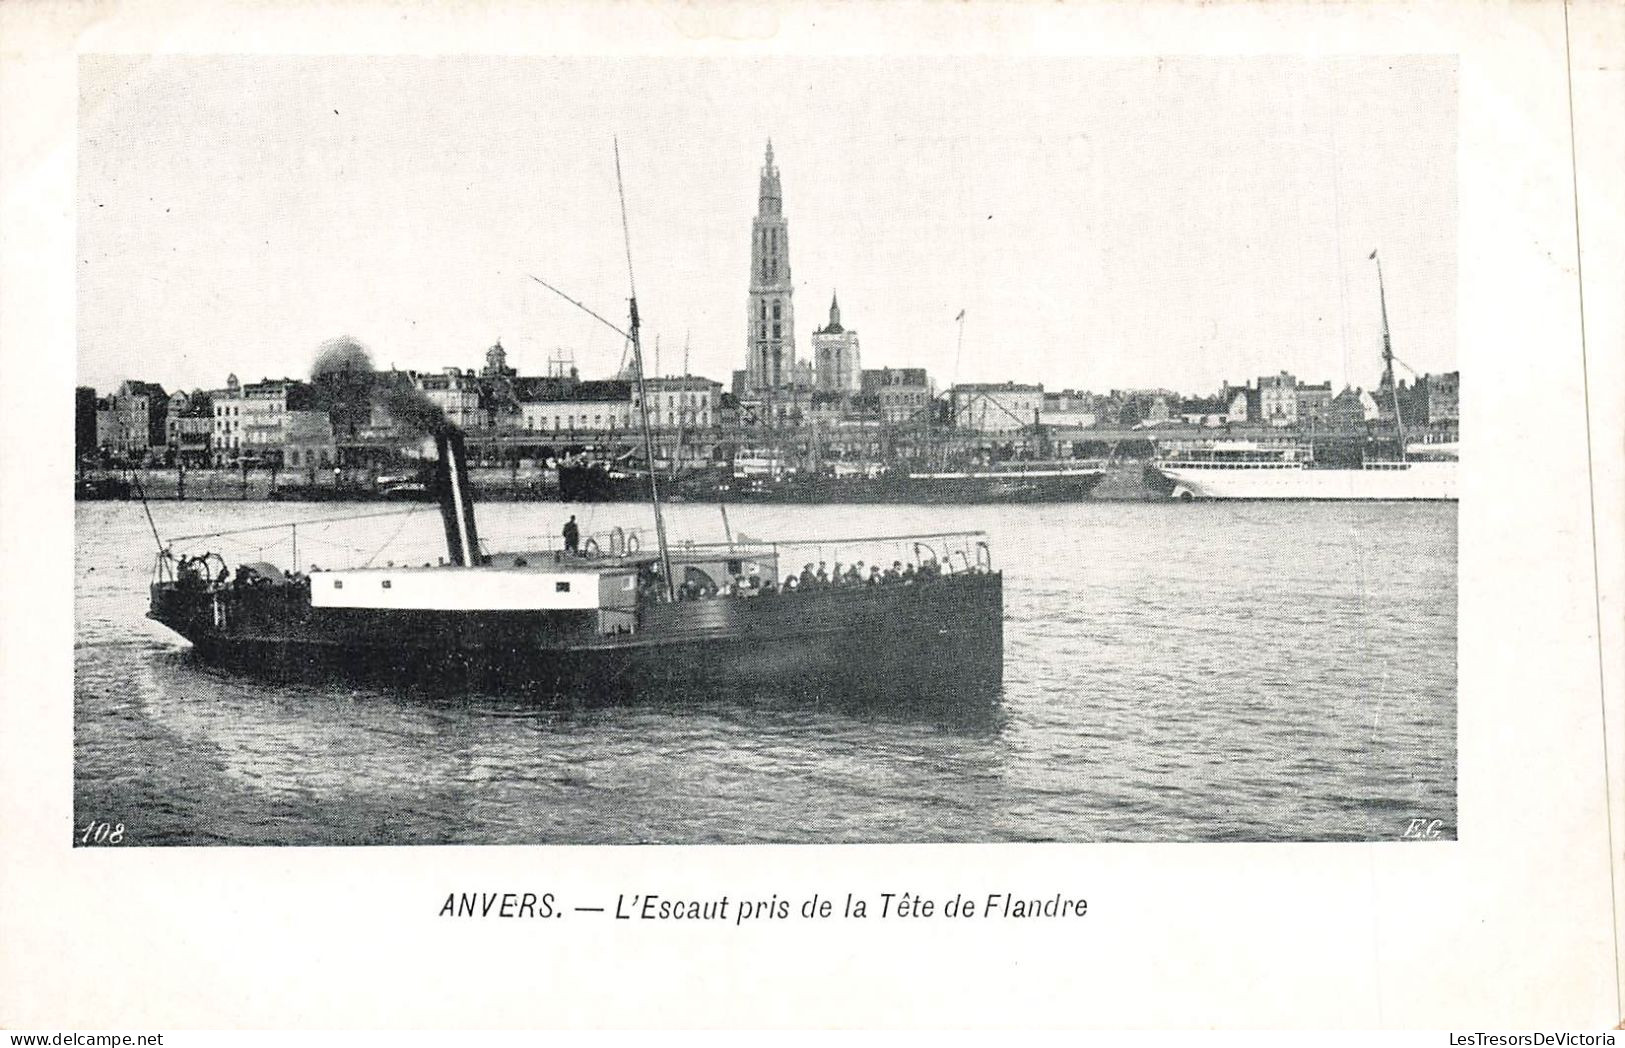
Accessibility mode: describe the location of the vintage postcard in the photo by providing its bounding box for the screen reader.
[2,0,1620,1032]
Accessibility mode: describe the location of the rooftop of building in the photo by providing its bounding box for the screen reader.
[952,381,1043,393]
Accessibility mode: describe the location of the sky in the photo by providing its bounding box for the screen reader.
[77,55,1456,398]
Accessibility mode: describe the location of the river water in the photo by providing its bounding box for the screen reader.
[74,498,1456,845]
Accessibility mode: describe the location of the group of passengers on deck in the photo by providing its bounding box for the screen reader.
[653,555,952,602]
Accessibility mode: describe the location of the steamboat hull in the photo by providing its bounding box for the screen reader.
[150,570,1003,702]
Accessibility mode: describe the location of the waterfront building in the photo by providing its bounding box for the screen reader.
[234,377,312,467]
[359,378,411,442]
[739,370,817,426]
[1416,371,1459,425]
[640,375,721,432]
[94,395,118,452]
[477,340,522,431]
[211,373,243,460]
[744,141,797,393]
[480,339,516,381]
[1327,386,1380,427]
[74,387,95,448]
[1040,390,1098,429]
[861,368,931,425]
[1380,371,1459,441]
[1359,387,1381,421]
[1108,389,1178,427]
[519,379,635,436]
[806,390,849,427]
[166,389,215,466]
[1218,383,1255,423]
[1296,381,1334,424]
[75,387,99,464]
[1178,395,1231,427]
[950,381,1043,434]
[94,380,169,458]
[122,380,168,453]
[284,410,337,473]
[1433,372,1460,424]
[812,293,861,395]
[164,389,189,436]
[414,367,483,431]
[1259,371,1298,426]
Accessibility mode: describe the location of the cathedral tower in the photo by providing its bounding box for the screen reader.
[745,140,796,392]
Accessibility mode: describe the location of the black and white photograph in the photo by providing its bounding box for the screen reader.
[72,53,1460,846]
[4,0,1620,1033]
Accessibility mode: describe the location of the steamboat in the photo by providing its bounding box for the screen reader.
[146,145,1004,700]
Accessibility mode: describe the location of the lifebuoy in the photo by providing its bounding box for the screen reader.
[626,534,640,553]
[582,537,601,557]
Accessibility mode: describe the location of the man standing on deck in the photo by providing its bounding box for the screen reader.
[562,515,580,553]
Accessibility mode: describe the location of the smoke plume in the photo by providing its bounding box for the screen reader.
[311,335,452,438]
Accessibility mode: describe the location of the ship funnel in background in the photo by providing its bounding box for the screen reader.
[434,430,482,566]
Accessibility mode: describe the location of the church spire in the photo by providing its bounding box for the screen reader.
[823,291,843,333]
[758,140,781,215]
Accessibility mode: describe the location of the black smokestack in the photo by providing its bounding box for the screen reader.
[310,335,451,438]
[434,430,482,566]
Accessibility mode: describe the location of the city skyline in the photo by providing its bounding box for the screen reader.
[78,55,1456,398]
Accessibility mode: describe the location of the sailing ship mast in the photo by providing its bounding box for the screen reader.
[1371,249,1407,460]
[615,140,677,600]
[528,143,676,600]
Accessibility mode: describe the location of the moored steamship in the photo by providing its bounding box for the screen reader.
[1149,441,1456,501]
[716,460,1107,505]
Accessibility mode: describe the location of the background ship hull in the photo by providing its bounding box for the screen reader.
[562,464,1106,504]
[1154,461,1458,500]
[153,570,1004,703]
[720,470,1107,505]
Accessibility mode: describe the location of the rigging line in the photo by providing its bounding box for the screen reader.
[362,505,431,568]
[1390,354,1421,378]
[131,474,165,554]
[166,506,431,543]
[1563,0,1622,1015]
[697,530,988,548]
[528,274,634,343]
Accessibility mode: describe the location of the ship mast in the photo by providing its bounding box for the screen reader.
[615,140,677,601]
[1371,249,1407,460]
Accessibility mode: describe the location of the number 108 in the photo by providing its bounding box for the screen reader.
[79,820,125,845]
